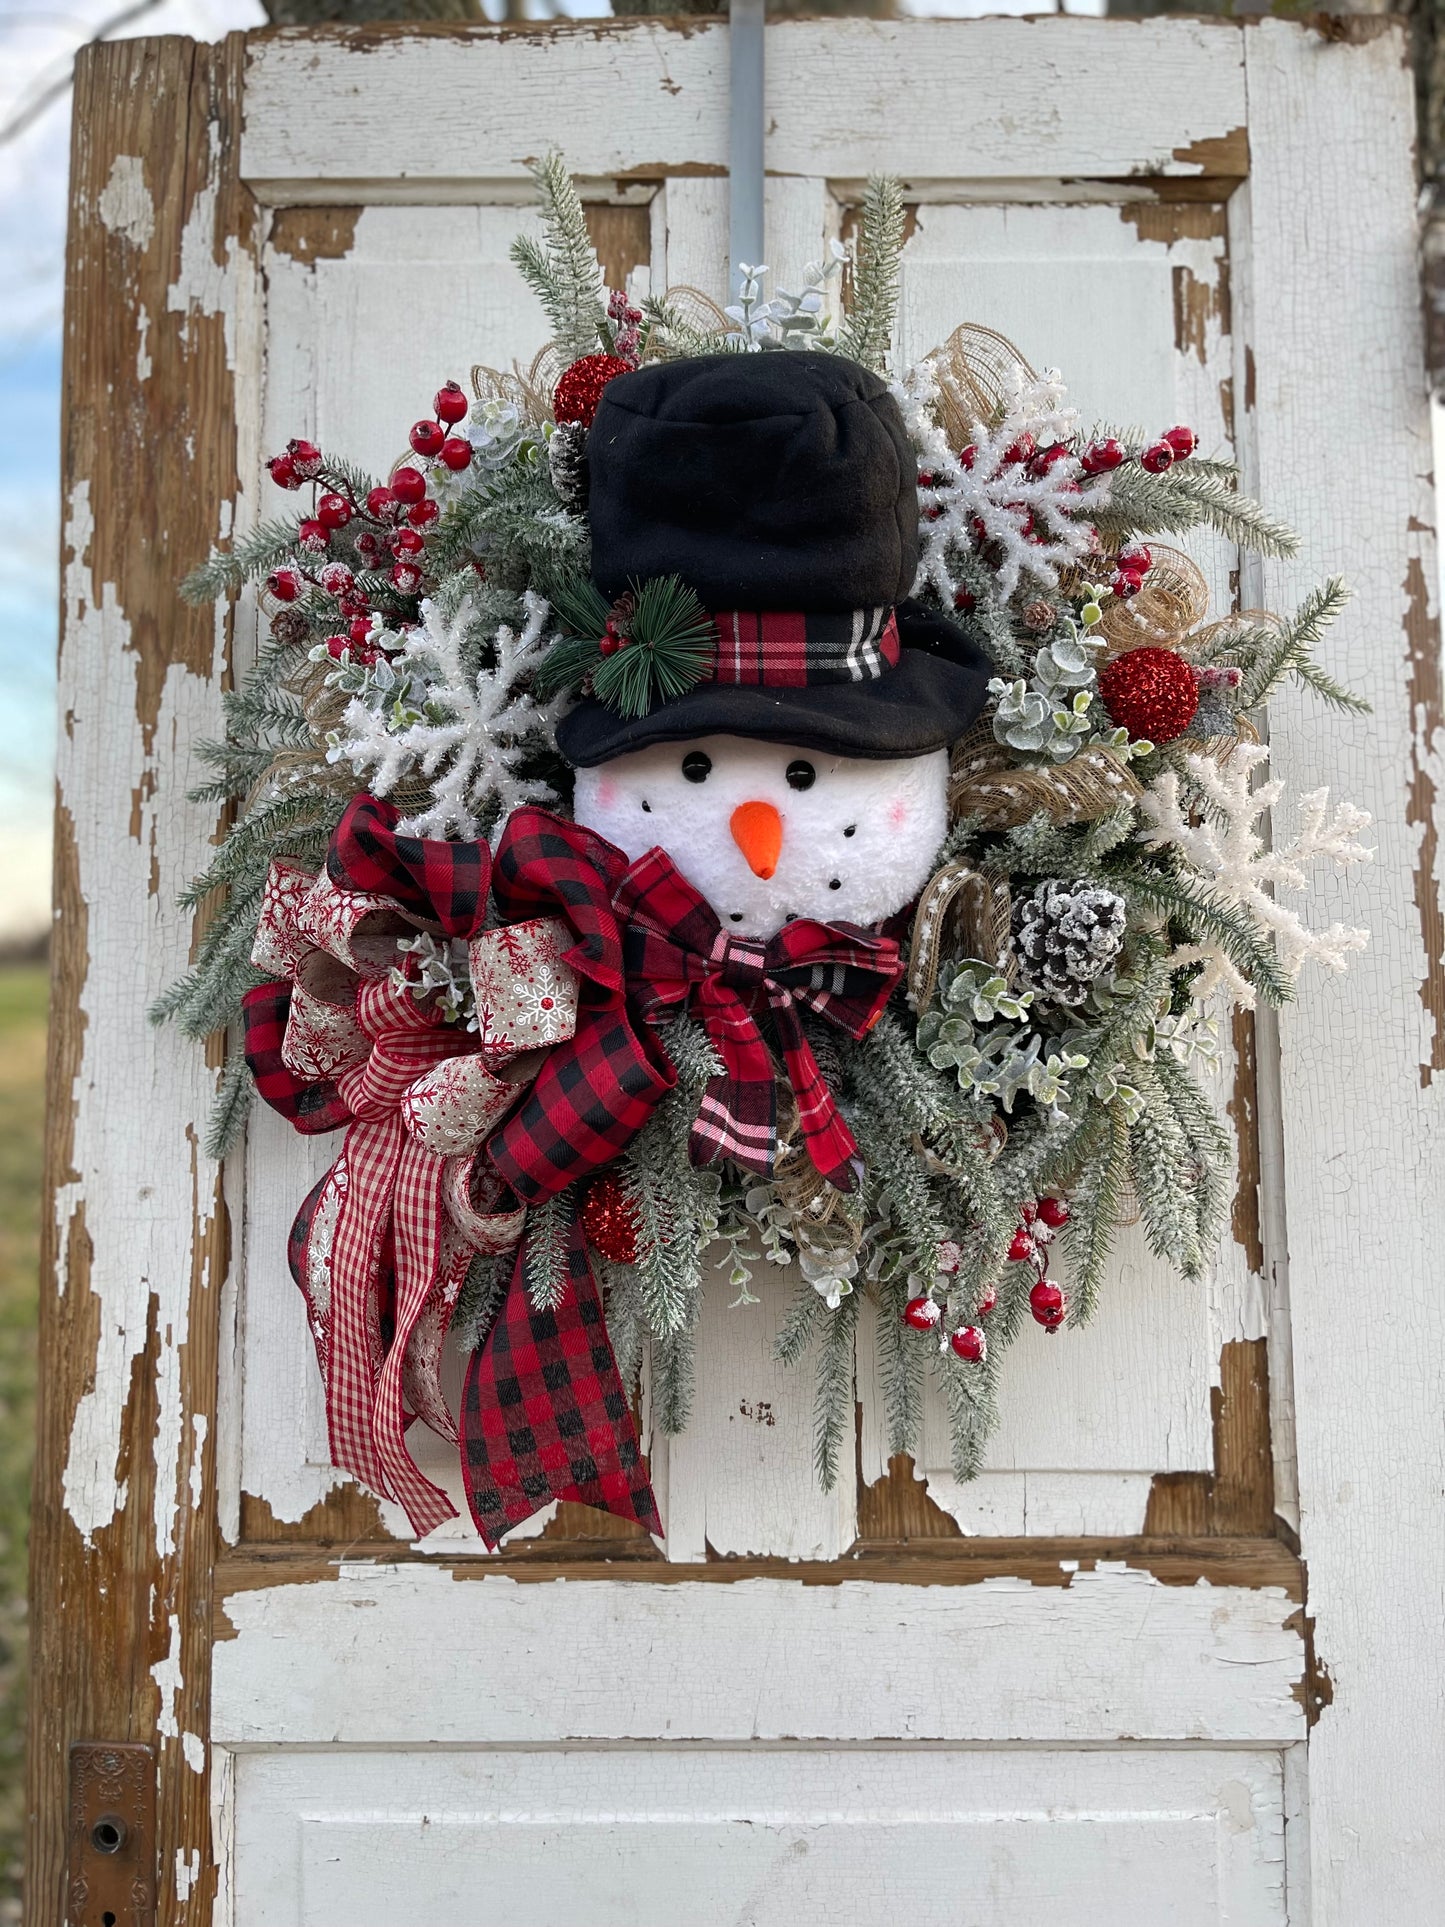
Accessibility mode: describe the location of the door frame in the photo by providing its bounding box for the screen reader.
[32,19,1442,1924]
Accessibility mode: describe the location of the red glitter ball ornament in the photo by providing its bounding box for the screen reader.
[553,353,632,428]
[1098,646,1199,744]
[581,1172,641,1264]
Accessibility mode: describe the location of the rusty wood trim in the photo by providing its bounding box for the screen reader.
[28,34,258,1927]
[213,1534,1302,1630]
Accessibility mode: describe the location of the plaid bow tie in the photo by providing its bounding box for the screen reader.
[614,848,904,1192]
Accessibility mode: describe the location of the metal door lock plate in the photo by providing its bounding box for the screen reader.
[66,1743,155,1927]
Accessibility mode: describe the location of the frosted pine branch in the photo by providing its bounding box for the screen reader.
[1136,745,1372,1004]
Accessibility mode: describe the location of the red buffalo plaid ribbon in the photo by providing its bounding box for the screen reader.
[615,848,903,1190]
[487,810,903,1196]
[246,794,664,1547]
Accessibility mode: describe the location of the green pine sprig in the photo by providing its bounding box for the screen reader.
[510,152,607,365]
[535,573,715,718]
[840,174,906,374]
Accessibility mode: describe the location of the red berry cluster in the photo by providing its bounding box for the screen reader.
[900,1240,1002,1363]
[263,381,478,648]
[1006,1196,1071,1333]
[1080,423,1195,478]
[1110,541,1153,602]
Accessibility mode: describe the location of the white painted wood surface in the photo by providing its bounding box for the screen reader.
[231,1746,1288,1927]
[239,19,1247,203]
[213,1565,1304,1745]
[1238,20,1445,1922]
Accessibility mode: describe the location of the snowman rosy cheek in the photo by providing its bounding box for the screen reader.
[888,799,910,830]
[594,777,617,809]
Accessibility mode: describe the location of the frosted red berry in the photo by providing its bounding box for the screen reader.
[267,567,303,603]
[324,634,350,660]
[959,445,978,470]
[1008,1228,1036,1263]
[953,588,976,613]
[390,466,427,506]
[267,453,300,490]
[1112,570,1145,600]
[975,1283,998,1318]
[1139,439,1175,475]
[287,438,323,479]
[917,470,936,489]
[409,419,446,458]
[408,498,439,529]
[1029,441,1070,475]
[1116,544,1152,575]
[338,592,369,618]
[1030,1279,1066,1330]
[434,380,469,424]
[951,1326,987,1363]
[1098,645,1200,744]
[297,520,328,554]
[390,561,423,594]
[902,1296,942,1332]
[1080,438,1125,474]
[391,526,425,558]
[439,436,473,472]
[347,615,373,645]
[1162,424,1197,460]
[355,533,381,563]
[317,560,354,596]
[1001,433,1035,466]
[366,486,398,522]
[1036,1196,1070,1230]
[316,492,353,530]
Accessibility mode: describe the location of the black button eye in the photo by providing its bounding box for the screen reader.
[786,760,816,791]
[843,824,856,838]
[682,751,712,783]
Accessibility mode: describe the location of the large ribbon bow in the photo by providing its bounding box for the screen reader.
[243,797,579,1538]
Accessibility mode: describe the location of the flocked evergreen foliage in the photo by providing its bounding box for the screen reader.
[157,155,1371,1488]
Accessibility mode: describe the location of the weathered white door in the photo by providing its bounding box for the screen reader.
[35,17,1442,1926]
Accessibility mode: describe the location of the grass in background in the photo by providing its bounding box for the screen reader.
[0,965,45,1912]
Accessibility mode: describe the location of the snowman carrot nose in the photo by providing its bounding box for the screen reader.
[730,800,783,880]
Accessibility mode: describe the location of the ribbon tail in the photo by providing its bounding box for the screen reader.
[325,1116,402,1496]
[372,1142,459,1538]
[769,991,860,1193]
[688,980,778,1178]
[459,1210,661,1549]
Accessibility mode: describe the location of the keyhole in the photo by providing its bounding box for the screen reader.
[102,1913,116,1926]
[90,1815,125,1854]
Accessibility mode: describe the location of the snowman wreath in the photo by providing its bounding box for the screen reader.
[163,161,1371,1544]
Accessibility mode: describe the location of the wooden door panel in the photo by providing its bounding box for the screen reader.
[231,1748,1286,1926]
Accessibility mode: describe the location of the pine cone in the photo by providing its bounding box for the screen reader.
[1011,877,1127,1005]
[548,420,589,510]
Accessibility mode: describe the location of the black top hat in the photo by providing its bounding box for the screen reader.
[555,352,992,768]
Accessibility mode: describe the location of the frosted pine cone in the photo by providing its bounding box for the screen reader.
[1012,878,1127,1005]
[548,420,589,510]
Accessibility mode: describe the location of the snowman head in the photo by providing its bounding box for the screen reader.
[556,353,992,926]
[575,734,949,939]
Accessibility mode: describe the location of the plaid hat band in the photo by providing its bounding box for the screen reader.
[711,607,900,689]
